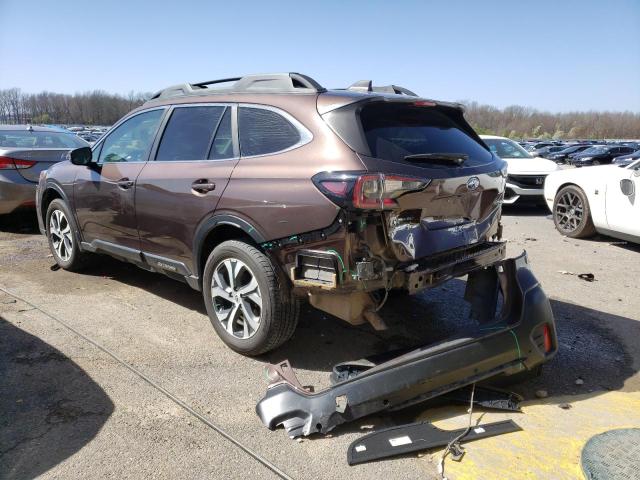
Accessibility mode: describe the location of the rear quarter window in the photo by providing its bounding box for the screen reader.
[359,103,493,166]
[238,107,301,157]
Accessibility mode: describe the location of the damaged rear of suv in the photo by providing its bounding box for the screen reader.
[298,92,508,331]
[38,73,554,369]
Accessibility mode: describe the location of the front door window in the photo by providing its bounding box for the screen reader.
[99,109,164,164]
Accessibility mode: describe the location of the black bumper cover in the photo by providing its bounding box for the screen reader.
[255,252,557,438]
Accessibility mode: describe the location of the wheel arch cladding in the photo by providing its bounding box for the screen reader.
[41,184,65,220]
[195,215,266,278]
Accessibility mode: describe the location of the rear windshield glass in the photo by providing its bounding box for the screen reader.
[0,130,87,148]
[359,103,493,166]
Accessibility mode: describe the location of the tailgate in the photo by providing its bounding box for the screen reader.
[383,171,504,261]
[344,100,506,261]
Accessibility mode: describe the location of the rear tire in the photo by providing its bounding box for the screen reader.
[46,199,91,271]
[202,240,299,355]
[552,185,596,238]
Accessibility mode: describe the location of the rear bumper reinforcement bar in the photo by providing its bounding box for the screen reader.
[255,252,556,438]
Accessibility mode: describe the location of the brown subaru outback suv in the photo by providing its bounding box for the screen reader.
[36,73,508,355]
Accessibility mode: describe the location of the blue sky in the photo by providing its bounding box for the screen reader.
[1,0,638,112]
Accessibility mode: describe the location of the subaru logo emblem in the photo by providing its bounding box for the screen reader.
[466,177,480,190]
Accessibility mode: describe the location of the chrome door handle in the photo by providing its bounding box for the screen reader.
[117,178,134,189]
[191,179,216,193]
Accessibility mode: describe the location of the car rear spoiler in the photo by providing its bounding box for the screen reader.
[255,252,557,438]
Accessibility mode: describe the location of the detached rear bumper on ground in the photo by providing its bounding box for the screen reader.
[256,251,557,438]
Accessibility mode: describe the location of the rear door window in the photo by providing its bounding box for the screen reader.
[359,103,493,166]
[156,106,225,161]
[238,107,301,157]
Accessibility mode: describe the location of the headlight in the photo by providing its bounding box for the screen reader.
[580,157,592,161]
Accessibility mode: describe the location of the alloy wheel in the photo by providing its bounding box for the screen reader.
[211,258,262,340]
[49,209,73,261]
[555,191,584,233]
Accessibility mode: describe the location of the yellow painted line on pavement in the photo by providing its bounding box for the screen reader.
[419,391,640,480]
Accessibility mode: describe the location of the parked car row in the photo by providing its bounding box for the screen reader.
[63,125,110,144]
[480,134,639,244]
[518,139,639,167]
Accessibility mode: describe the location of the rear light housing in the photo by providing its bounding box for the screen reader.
[543,323,552,353]
[0,156,37,170]
[313,172,429,210]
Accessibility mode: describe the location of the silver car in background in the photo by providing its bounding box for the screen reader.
[0,125,88,214]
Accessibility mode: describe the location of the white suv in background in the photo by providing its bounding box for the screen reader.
[481,135,559,205]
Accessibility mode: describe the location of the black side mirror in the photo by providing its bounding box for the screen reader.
[620,179,635,196]
[69,147,92,166]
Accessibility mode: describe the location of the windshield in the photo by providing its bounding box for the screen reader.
[581,146,607,155]
[358,103,493,166]
[483,138,533,159]
[0,130,88,148]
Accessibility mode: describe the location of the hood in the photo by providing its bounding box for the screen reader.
[504,157,559,174]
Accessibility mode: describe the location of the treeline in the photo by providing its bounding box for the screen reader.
[463,101,640,140]
[0,88,149,126]
[1,87,639,139]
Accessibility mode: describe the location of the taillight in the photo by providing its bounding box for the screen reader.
[0,156,36,170]
[313,172,429,210]
[543,324,552,353]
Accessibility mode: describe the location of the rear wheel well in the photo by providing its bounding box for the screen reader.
[198,224,255,278]
[41,188,62,222]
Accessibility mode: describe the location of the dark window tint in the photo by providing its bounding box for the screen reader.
[156,106,224,161]
[209,108,233,160]
[238,107,300,157]
[99,109,164,163]
[359,103,493,167]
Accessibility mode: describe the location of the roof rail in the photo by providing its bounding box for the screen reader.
[148,73,325,101]
[346,80,418,97]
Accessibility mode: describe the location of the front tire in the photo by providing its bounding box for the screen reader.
[553,185,596,238]
[202,240,299,355]
[46,199,90,271]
